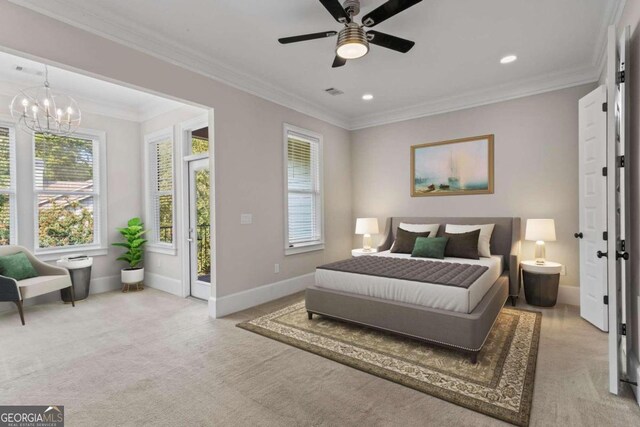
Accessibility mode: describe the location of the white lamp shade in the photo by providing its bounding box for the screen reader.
[355,218,379,235]
[525,219,556,242]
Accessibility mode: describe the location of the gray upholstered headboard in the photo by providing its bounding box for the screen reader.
[377,217,522,298]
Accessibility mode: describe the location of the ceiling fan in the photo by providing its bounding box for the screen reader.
[278,0,423,68]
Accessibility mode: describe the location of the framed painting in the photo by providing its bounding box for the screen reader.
[410,134,494,197]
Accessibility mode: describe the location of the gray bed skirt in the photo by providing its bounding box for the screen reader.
[305,272,509,357]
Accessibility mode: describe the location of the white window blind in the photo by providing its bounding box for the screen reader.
[0,125,16,245]
[285,125,323,253]
[34,132,101,250]
[147,133,174,246]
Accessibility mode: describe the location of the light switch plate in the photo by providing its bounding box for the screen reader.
[240,213,252,225]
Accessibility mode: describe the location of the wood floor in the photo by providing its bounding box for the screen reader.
[1,289,639,426]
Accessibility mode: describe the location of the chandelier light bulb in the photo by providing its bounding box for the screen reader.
[10,64,81,136]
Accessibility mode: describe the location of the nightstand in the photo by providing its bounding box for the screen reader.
[520,260,562,307]
[352,248,378,257]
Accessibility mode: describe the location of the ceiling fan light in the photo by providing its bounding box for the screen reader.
[336,24,369,59]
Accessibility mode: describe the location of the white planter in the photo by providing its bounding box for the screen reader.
[121,267,144,284]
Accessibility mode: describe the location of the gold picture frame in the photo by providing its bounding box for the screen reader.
[410,134,494,197]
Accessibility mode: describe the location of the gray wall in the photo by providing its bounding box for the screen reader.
[0,1,353,301]
[351,84,596,290]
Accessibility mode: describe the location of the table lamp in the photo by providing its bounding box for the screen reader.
[525,219,556,265]
[355,218,379,252]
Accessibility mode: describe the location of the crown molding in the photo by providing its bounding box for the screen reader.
[9,0,618,131]
[0,79,186,122]
[8,0,351,130]
[349,65,599,130]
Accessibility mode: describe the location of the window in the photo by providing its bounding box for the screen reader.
[0,124,16,245]
[284,124,323,255]
[191,126,209,155]
[145,129,175,252]
[33,130,107,254]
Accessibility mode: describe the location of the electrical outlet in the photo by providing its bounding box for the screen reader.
[274,263,280,274]
[240,213,252,225]
[560,265,566,276]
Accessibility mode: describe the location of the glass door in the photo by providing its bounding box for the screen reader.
[188,158,211,300]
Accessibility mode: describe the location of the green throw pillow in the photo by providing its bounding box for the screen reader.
[0,252,39,281]
[411,237,449,260]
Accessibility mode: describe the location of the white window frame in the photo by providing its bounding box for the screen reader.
[144,127,177,255]
[32,128,108,260]
[0,121,17,245]
[283,123,324,255]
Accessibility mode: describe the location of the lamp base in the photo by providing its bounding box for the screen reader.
[362,234,372,252]
[534,241,546,265]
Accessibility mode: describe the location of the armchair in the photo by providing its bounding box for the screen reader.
[0,245,74,325]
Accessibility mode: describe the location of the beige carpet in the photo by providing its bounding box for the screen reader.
[238,301,541,426]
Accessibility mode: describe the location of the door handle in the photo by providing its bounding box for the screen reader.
[597,250,608,259]
[574,232,583,239]
[616,251,629,261]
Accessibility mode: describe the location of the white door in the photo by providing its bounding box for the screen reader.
[578,85,608,331]
[606,24,630,396]
[188,158,211,300]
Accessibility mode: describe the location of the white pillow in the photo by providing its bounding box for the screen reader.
[398,222,440,237]
[445,224,495,257]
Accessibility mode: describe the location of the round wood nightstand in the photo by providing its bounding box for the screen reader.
[352,248,378,257]
[521,260,562,307]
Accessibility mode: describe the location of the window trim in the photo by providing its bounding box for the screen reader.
[283,123,324,256]
[32,128,108,257]
[0,121,17,245]
[144,127,177,255]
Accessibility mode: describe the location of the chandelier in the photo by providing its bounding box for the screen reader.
[10,66,81,137]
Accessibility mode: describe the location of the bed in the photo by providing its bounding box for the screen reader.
[305,216,521,363]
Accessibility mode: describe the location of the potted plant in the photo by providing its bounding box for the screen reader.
[112,217,148,287]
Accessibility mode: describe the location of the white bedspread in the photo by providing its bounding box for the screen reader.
[314,251,503,314]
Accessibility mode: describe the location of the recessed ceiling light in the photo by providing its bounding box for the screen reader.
[362,94,374,101]
[500,55,518,64]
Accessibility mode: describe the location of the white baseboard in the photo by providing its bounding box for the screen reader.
[209,272,314,318]
[630,351,640,406]
[144,272,183,297]
[89,275,121,294]
[557,285,580,306]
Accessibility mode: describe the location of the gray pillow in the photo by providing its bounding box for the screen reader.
[443,229,481,259]
[390,228,430,254]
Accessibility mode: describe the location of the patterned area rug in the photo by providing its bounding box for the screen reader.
[238,301,541,426]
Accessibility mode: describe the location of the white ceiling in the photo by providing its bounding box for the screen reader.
[0,50,185,122]
[10,0,624,129]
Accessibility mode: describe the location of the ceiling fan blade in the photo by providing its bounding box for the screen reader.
[362,0,423,27]
[319,0,351,24]
[332,55,347,68]
[279,31,338,44]
[367,31,415,53]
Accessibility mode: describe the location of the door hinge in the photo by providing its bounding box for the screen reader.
[602,167,607,176]
[617,70,626,85]
[604,295,608,305]
[603,231,608,241]
[621,323,627,336]
[602,102,608,112]
[618,155,625,167]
